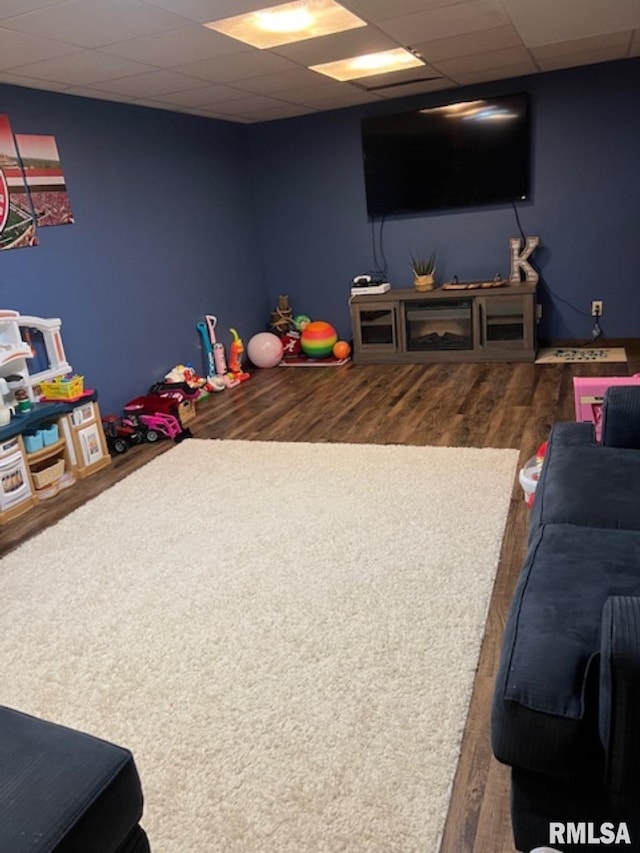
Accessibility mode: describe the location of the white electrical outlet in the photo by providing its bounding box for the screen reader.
[591,300,603,317]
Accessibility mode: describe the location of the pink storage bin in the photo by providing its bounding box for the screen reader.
[573,374,640,440]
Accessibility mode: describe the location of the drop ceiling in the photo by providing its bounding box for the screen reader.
[0,0,638,124]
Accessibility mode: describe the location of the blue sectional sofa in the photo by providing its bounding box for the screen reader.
[0,705,149,851]
[492,386,640,853]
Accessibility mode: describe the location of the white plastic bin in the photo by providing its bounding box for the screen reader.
[519,456,541,507]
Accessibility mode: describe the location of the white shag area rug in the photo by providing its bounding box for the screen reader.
[0,439,518,852]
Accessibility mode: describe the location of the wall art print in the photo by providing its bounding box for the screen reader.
[15,133,74,228]
[0,114,38,251]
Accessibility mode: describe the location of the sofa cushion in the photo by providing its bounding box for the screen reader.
[0,706,146,853]
[530,422,640,536]
[492,523,640,777]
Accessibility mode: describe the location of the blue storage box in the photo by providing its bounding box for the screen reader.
[24,430,44,453]
[39,422,59,446]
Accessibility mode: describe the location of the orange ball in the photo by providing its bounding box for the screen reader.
[333,340,351,359]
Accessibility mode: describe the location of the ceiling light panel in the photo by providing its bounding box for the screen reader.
[204,0,367,49]
[310,47,424,81]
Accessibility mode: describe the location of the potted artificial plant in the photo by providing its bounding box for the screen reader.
[410,251,436,291]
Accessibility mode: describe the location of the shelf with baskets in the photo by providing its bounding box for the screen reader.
[23,421,74,500]
[0,395,111,525]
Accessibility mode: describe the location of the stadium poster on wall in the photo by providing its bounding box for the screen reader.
[15,134,74,228]
[0,114,37,251]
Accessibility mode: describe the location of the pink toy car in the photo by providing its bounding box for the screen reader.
[122,395,192,443]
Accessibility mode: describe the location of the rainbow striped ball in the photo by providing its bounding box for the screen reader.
[300,321,338,359]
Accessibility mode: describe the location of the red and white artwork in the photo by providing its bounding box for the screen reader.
[15,133,74,228]
[0,115,38,251]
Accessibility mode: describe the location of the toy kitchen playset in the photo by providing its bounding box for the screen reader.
[0,309,110,525]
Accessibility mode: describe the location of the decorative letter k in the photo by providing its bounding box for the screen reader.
[510,236,540,284]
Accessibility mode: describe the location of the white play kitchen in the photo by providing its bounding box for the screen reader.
[0,309,110,524]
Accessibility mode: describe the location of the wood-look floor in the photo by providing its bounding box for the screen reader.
[3,341,640,852]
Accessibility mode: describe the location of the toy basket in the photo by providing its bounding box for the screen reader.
[40,374,84,400]
[32,457,65,489]
[178,399,196,425]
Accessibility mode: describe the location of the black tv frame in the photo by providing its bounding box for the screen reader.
[361,92,531,218]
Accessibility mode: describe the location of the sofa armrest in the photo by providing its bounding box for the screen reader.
[526,421,596,539]
[601,386,640,448]
[599,596,640,801]
[546,420,597,447]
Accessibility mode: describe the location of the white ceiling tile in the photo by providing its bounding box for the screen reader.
[0,0,191,48]
[289,88,383,108]
[413,24,522,62]
[277,83,382,107]
[0,0,66,20]
[145,83,247,107]
[348,62,442,89]
[343,0,468,22]
[433,45,535,76]
[0,0,637,123]
[174,106,237,118]
[8,51,158,86]
[271,80,352,104]
[379,0,509,45]
[0,26,81,68]
[374,77,457,97]
[232,67,332,95]
[61,86,137,102]
[0,71,70,91]
[500,0,640,47]
[140,0,274,24]
[98,25,247,67]
[175,50,300,83]
[449,60,539,85]
[536,45,631,72]
[271,26,398,64]
[236,103,315,121]
[209,94,292,114]
[85,69,211,98]
[531,31,631,61]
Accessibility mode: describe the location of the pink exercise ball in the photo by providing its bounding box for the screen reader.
[247,332,284,368]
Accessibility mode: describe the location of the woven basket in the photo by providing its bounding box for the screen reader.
[32,457,65,489]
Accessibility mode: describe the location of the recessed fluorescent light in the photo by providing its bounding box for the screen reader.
[204,0,366,49]
[309,48,423,81]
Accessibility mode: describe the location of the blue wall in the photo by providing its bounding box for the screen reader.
[0,85,267,414]
[1,57,639,416]
[248,57,640,343]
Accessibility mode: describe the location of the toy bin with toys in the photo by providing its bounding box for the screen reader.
[39,374,84,401]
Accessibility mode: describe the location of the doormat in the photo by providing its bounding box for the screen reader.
[279,355,350,367]
[535,347,627,364]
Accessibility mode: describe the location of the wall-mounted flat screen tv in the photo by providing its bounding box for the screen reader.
[361,92,531,217]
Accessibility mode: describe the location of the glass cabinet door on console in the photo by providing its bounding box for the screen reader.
[350,301,398,354]
[403,298,473,352]
[477,294,534,352]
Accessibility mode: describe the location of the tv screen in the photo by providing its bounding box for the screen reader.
[361,93,531,217]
